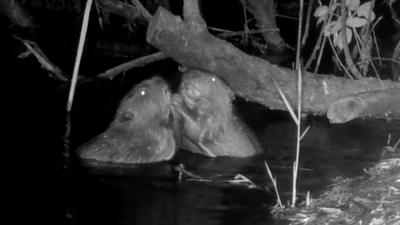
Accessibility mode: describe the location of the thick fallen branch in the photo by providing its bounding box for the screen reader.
[146,3,400,122]
[327,88,400,123]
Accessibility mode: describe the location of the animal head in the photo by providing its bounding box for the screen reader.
[113,76,172,129]
[180,70,234,115]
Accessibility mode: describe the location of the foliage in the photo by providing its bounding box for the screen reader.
[314,0,376,50]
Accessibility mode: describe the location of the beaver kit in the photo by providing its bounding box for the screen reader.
[78,70,261,164]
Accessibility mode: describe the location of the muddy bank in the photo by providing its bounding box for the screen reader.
[273,150,400,225]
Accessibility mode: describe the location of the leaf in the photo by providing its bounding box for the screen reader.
[345,27,353,43]
[346,16,367,27]
[314,5,328,18]
[357,1,375,21]
[331,21,342,34]
[317,16,326,25]
[369,11,376,21]
[324,21,341,36]
[347,0,360,11]
[330,3,340,11]
[357,1,371,16]
[333,28,352,49]
[333,32,343,49]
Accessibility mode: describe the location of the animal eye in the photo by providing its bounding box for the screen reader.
[126,86,145,99]
[139,88,146,96]
[118,112,134,123]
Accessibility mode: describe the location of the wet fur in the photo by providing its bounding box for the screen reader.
[173,70,261,157]
[79,77,176,164]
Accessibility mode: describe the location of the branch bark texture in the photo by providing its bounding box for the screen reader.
[146,6,400,122]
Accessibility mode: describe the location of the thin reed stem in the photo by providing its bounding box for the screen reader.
[292,0,304,208]
[67,0,93,111]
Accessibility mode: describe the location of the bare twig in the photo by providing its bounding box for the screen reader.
[265,161,283,208]
[340,0,362,79]
[304,0,334,70]
[295,0,304,70]
[239,0,257,44]
[301,0,315,47]
[369,57,382,81]
[372,29,382,66]
[313,35,327,73]
[328,36,353,79]
[95,0,151,23]
[67,0,93,111]
[355,57,400,65]
[293,0,305,206]
[94,1,104,29]
[388,0,400,24]
[276,14,298,20]
[128,0,151,21]
[214,28,279,38]
[351,26,370,76]
[13,36,68,81]
[273,80,299,125]
[97,52,168,79]
[292,65,303,208]
[300,126,310,141]
[272,0,305,206]
[363,0,375,42]
[393,40,400,61]
[208,26,236,33]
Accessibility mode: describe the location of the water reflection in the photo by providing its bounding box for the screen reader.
[75,157,274,225]
[70,105,400,225]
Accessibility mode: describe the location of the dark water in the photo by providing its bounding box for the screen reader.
[5,32,399,225]
[6,55,398,225]
[61,85,400,225]
[6,51,398,225]
[2,2,398,224]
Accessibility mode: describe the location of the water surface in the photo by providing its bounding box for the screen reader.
[65,96,400,225]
